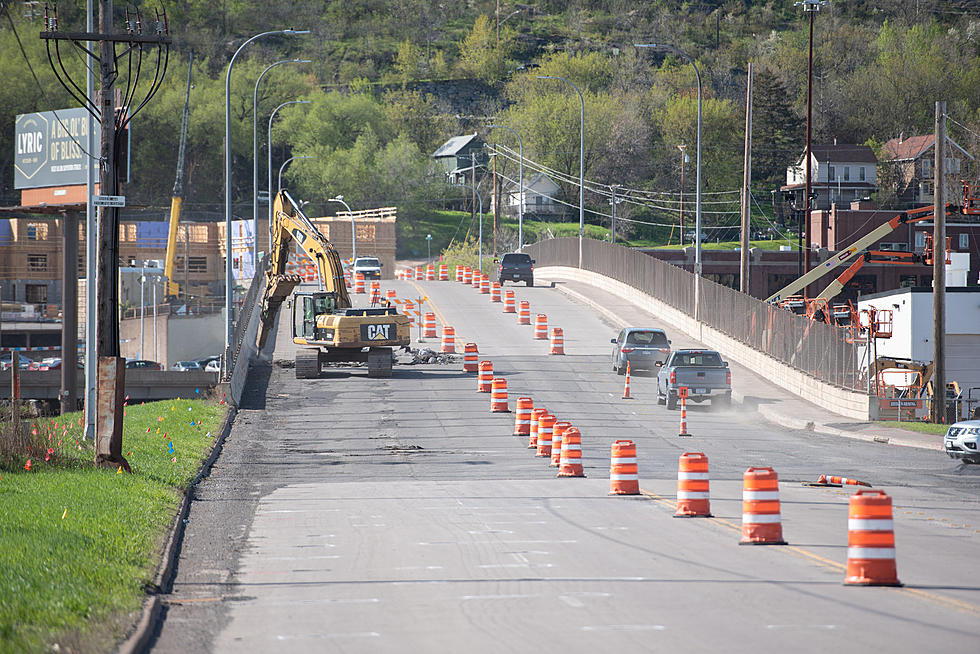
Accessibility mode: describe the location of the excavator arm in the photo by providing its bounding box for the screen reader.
[257,190,352,348]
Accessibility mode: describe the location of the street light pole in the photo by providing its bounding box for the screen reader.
[268,99,311,244]
[278,155,312,195]
[452,181,484,270]
[677,144,687,247]
[253,58,310,265]
[139,267,145,359]
[426,234,432,264]
[796,0,826,286]
[536,75,585,267]
[225,28,307,365]
[637,43,702,319]
[328,196,356,263]
[487,124,524,249]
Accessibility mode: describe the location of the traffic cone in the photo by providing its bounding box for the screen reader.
[477,361,493,392]
[462,343,478,372]
[816,474,872,488]
[535,414,554,457]
[529,407,547,449]
[674,452,711,517]
[490,378,510,412]
[844,489,901,586]
[440,326,456,353]
[622,362,633,399]
[556,427,585,477]
[678,389,691,437]
[740,467,786,545]
[514,397,533,437]
[609,440,639,495]
[551,421,572,467]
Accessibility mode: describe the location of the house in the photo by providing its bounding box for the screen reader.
[501,172,564,219]
[880,134,974,209]
[778,142,878,221]
[432,133,487,184]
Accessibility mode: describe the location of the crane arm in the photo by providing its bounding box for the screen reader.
[163,51,194,298]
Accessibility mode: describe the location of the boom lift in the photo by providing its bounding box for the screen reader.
[257,190,410,378]
[163,51,193,299]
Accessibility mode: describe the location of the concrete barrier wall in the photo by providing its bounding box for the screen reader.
[227,280,264,407]
[541,266,872,421]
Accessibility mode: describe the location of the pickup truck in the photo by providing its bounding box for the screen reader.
[656,349,731,409]
[351,256,383,280]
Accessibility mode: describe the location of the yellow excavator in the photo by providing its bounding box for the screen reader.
[257,190,410,378]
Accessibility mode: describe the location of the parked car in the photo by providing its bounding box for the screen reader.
[197,355,221,369]
[657,349,732,409]
[611,328,671,375]
[125,359,163,371]
[204,359,221,373]
[944,419,980,464]
[496,252,534,286]
[351,256,383,280]
[0,353,33,370]
[172,360,201,371]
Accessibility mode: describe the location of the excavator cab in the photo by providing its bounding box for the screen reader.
[292,291,339,341]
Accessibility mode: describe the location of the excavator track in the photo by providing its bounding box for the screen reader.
[295,348,321,379]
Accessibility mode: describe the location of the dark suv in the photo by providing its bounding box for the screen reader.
[497,252,534,286]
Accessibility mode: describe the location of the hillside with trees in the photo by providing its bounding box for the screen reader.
[0,1,977,246]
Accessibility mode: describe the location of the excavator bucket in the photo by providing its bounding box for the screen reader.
[257,273,302,349]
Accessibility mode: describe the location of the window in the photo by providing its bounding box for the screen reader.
[27,225,37,240]
[914,232,926,249]
[843,167,850,181]
[25,284,47,303]
[900,275,917,288]
[922,158,931,177]
[27,254,47,272]
[827,166,835,181]
[960,234,969,249]
[187,257,207,273]
[859,166,866,181]
[26,223,47,240]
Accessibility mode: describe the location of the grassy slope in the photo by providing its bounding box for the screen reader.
[0,398,227,653]
[877,421,949,436]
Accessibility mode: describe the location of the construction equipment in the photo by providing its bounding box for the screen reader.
[163,51,193,299]
[257,190,410,378]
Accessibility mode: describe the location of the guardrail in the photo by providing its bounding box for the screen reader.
[525,238,865,392]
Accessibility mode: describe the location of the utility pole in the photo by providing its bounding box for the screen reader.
[610,184,619,245]
[678,144,687,247]
[932,101,946,424]
[492,150,499,256]
[61,211,79,414]
[740,63,753,294]
[471,151,477,266]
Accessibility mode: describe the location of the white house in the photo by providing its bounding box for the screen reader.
[781,142,878,212]
[502,172,563,218]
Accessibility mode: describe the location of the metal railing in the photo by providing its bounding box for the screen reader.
[227,257,267,375]
[526,238,866,392]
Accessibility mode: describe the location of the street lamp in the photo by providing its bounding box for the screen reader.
[636,43,703,319]
[487,124,524,249]
[796,0,827,281]
[537,75,585,267]
[278,155,312,194]
[328,196,356,263]
[139,267,146,359]
[452,181,484,270]
[268,99,311,244]
[677,144,688,246]
[253,58,311,265]
[426,234,432,264]
[225,28,308,360]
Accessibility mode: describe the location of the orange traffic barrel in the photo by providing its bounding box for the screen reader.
[454,264,463,282]
[415,265,424,280]
[463,267,473,284]
[551,421,572,467]
[490,378,510,413]
[471,271,482,289]
[609,440,639,495]
[557,427,585,477]
[549,328,565,355]
[503,290,516,313]
[534,314,548,339]
[385,289,397,301]
[674,452,711,517]
[518,301,531,325]
[480,276,490,294]
[370,286,381,305]
[354,273,366,294]
[740,467,786,545]
[844,489,901,586]
[438,263,449,281]
[477,360,493,392]
[535,414,555,457]
[425,265,435,281]
[423,312,437,339]
[490,282,501,302]
[462,343,479,372]
[441,325,456,353]
[371,280,381,291]
[529,407,547,449]
[514,397,533,436]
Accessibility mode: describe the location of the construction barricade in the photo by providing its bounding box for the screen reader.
[844,489,901,586]
[463,267,473,285]
[674,452,711,517]
[441,326,456,353]
[490,282,501,302]
[403,301,415,326]
[535,414,555,457]
[385,289,397,302]
[534,314,548,339]
[551,421,572,467]
[514,397,533,436]
[423,312,437,339]
[438,263,449,281]
[425,265,435,281]
[354,273,366,294]
[471,272,482,289]
[609,440,640,495]
[454,265,463,282]
[477,361,493,392]
[740,467,786,545]
[503,290,516,313]
[518,301,531,325]
[480,276,490,294]
[549,328,565,355]
[415,265,424,280]
[557,427,585,477]
[529,407,547,449]
[462,343,479,372]
[490,378,510,413]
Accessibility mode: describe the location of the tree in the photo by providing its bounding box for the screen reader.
[752,67,802,186]
[457,15,513,85]
[393,39,422,89]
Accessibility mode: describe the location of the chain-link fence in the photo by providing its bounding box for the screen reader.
[526,238,865,391]
[228,257,267,374]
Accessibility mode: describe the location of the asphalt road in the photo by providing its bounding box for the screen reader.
[149,275,980,653]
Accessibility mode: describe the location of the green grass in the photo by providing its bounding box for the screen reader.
[0,398,227,653]
[878,421,949,435]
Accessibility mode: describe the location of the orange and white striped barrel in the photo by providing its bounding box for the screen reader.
[609,440,639,495]
[549,327,565,355]
[490,282,501,302]
[529,407,547,449]
[551,421,572,467]
[441,325,456,353]
[514,397,533,436]
[385,288,397,302]
[534,314,548,339]
[404,301,415,326]
[344,271,352,287]
[490,378,509,413]
[818,474,872,488]
[740,467,786,545]
[462,343,479,372]
[674,452,711,517]
[438,263,449,281]
[415,265,424,280]
[425,265,435,281]
[535,414,555,457]
[423,312,437,339]
[477,360,493,392]
[479,276,490,294]
[557,427,585,477]
[518,301,531,325]
[844,489,901,586]
[370,287,381,305]
[463,267,473,284]
[471,271,482,289]
[503,290,516,313]
[354,273,366,294]
[454,264,463,282]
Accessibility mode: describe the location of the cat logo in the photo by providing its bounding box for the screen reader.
[362,323,393,341]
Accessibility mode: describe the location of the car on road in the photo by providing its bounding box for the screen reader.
[172,360,202,371]
[657,349,731,409]
[944,419,980,464]
[496,252,534,286]
[611,328,671,375]
[204,359,221,373]
[197,355,221,369]
[351,256,383,280]
[125,359,163,371]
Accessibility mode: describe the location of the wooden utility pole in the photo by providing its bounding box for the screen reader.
[471,151,477,261]
[61,211,79,414]
[492,151,499,256]
[610,184,619,245]
[740,63,753,294]
[931,101,947,424]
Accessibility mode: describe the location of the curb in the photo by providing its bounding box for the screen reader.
[116,406,238,654]
[547,276,939,453]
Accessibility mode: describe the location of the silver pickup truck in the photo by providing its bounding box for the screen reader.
[656,349,732,409]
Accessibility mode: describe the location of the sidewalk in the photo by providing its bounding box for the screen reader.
[538,272,943,453]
